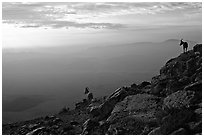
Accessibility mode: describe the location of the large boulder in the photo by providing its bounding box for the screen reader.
[184,81,202,103]
[160,109,193,134]
[106,94,162,134]
[89,87,129,121]
[163,90,195,111]
[164,79,185,96]
[151,75,168,96]
[193,44,202,55]
[160,52,191,78]
[160,88,201,134]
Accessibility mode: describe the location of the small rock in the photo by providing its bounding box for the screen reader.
[141,85,151,94]
[63,124,74,132]
[28,124,39,129]
[59,106,69,114]
[187,121,202,134]
[148,127,162,135]
[138,81,151,89]
[82,119,99,134]
[83,99,87,103]
[184,81,202,92]
[89,106,100,118]
[194,108,202,115]
[130,83,137,88]
[53,118,62,124]
[194,108,202,122]
[70,121,79,126]
[170,128,187,135]
[26,127,45,135]
[178,76,190,84]
[52,125,59,129]
[44,115,56,120]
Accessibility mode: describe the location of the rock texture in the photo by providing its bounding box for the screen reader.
[2,44,202,135]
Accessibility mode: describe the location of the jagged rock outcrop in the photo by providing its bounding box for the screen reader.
[151,44,202,97]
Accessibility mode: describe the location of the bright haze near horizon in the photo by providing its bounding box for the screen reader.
[2,2,202,123]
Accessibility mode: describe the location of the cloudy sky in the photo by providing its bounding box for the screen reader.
[2,2,202,48]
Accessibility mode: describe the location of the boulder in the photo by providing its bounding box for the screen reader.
[184,81,202,103]
[130,83,137,88]
[141,85,151,94]
[160,109,193,134]
[163,90,195,111]
[106,94,162,135]
[164,79,185,96]
[185,58,197,75]
[160,54,188,78]
[75,100,89,109]
[193,44,202,55]
[89,87,129,121]
[89,106,100,118]
[137,81,151,89]
[107,87,129,101]
[151,75,168,95]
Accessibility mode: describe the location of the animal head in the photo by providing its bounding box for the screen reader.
[180,39,183,46]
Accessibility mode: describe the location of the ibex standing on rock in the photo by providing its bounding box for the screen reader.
[180,39,188,53]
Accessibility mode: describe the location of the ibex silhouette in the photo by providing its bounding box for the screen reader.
[180,39,188,53]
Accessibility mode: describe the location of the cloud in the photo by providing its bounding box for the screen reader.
[2,2,202,29]
[3,19,125,29]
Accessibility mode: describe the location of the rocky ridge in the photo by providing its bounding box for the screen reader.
[2,44,202,135]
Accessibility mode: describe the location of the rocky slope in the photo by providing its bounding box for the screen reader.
[2,44,202,135]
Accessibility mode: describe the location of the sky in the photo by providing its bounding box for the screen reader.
[2,2,202,48]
